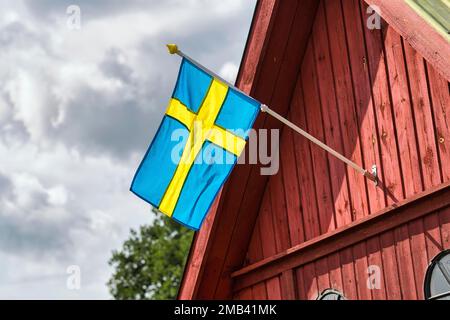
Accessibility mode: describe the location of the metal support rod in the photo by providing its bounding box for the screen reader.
[261,104,377,182]
[166,44,378,183]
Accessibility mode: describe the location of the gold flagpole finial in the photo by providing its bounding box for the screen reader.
[166,44,179,55]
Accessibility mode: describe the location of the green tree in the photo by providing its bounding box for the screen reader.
[107,211,194,299]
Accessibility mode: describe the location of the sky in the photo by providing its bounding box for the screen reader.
[0,0,257,299]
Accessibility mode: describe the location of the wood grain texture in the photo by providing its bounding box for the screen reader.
[427,62,450,182]
[280,126,305,246]
[232,182,450,291]
[325,0,370,221]
[182,0,450,300]
[340,247,358,299]
[291,83,321,241]
[342,0,385,214]
[362,1,404,205]
[403,40,441,190]
[383,24,422,197]
[233,0,449,299]
[302,43,336,235]
[313,1,352,228]
[363,0,450,81]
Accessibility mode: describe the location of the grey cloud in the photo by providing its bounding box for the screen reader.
[0,199,91,259]
[51,46,168,159]
[0,172,89,257]
[0,216,71,256]
[64,61,171,160]
[23,0,178,22]
[0,2,254,161]
[0,173,13,199]
[55,85,163,160]
[0,21,29,47]
[0,0,256,298]
[99,48,134,84]
[139,3,255,78]
[0,119,30,146]
[0,20,51,54]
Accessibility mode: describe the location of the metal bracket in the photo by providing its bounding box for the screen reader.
[371,164,378,186]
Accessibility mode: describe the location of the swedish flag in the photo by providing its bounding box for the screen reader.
[131,58,260,230]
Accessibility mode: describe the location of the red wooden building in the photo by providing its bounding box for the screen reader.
[179,0,450,300]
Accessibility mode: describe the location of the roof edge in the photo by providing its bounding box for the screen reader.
[364,0,450,82]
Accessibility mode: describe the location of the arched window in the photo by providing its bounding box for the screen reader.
[424,249,450,300]
[317,289,346,300]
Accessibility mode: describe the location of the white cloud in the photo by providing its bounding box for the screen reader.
[219,62,239,84]
[0,0,257,299]
[47,185,68,206]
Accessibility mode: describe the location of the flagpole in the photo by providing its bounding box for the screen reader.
[166,44,378,184]
[167,44,250,98]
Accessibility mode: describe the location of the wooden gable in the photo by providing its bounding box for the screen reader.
[179,0,450,300]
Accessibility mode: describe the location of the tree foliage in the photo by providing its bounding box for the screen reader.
[108,212,194,300]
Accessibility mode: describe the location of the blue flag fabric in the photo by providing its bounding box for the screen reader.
[131,58,260,230]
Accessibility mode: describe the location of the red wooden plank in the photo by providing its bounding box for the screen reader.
[259,186,277,259]
[342,0,385,213]
[427,62,450,182]
[361,1,404,205]
[379,231,402,299]
[245,216,267,300]
[378,17,422,299]
[236,0,277,95]
[270,166,291,253]
[302,42,336,235]
[252,0,298,101]
[340,247,358,299]
[252,282,267,300]
[383,25,422,197]
[402,40,441,189]
[254,187,277,301]
[245,218,264,266]
[315,257,331,295]
[363,0,450,82]
[408,218,428,300]
[231,183,450,291]
[393,225,417,299]
[423,211,444,298]
[327,252,344,293]
[353,242,372,299]
[178,197,219,299]
[234,287,253,300]
[280,270,297,300]
[290,82,321,241]
[295,267,307,300]
[400,51,447,298]
[424,213,444,261]
[266,0,320,101]
[366,236,387,299]
[312,0,352,228]
[266,276,282,300]
[439,206,450,249]
[325,0,369,220]
[281,126,305,246]
[302,262,318,300]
